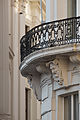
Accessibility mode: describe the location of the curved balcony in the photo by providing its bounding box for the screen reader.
[20,16,80,100]
[20,16,80,62]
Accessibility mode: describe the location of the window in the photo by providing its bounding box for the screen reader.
[25,88,31,120]
[74,94,79,120]
[64,93,79,120]
[64,96,71,120]
[25,25,30,35]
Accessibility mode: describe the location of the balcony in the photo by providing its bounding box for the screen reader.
[20,16,80,62]
[20,16,80,100]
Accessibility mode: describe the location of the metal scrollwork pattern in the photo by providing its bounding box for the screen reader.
[20,16,80,62]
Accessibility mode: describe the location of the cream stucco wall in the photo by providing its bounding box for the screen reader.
[3,0,80,120]
[0,0,9,115]
[57,0,67,19]
[0,0,45,120]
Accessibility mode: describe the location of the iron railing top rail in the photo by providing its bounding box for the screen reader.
[20,16,80,62]
[20,16,80,40]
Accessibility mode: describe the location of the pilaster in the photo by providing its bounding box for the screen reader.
[52,91,56,120]
[0,0,10,118]
[79,90,80,120]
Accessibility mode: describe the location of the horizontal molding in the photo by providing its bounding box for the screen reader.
[0,114,11,119]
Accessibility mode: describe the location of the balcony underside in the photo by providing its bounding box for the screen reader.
[20,43,80,77]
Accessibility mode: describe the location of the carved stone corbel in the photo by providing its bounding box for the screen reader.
[46,56,68,86]
[26,64,51,101]
[36,64,51,88]
[69,54,80,64]
[36,64,50,74]
[27,72,41,101]
[46,59,64,85]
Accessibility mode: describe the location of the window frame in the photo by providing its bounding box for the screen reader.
[57,91,79,120]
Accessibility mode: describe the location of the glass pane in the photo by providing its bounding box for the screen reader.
[64,96,71,120]
[74,94,79,120]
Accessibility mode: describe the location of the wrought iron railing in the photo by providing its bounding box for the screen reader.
[20,16,80,62]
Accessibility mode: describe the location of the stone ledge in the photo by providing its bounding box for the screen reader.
[0,114,11,120]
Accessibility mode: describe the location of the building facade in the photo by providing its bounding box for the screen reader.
[20,0,80,120]
[0,0,46,120]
